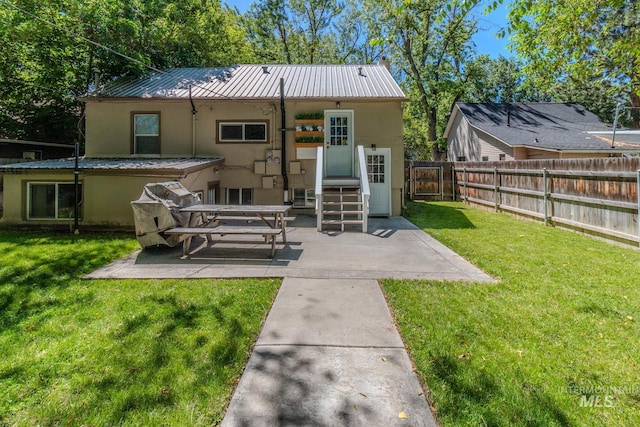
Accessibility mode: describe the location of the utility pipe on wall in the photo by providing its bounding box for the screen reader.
[280,78,289,202]
[189,85,197,157]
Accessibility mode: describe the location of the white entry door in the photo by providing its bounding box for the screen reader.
[324,110,354,177]
[365,148,391,216]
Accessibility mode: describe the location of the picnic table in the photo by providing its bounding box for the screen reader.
[165,204,292,258]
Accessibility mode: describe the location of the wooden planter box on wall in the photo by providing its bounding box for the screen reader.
[294,119,324,159]
[294,119,324,140]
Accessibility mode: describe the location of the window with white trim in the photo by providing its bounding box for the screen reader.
[133,113,160,154]
[27,182,82,220]
[217,121,267,143]
[227,188,253,205]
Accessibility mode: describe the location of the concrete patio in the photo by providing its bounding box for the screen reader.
[86,215,494,282]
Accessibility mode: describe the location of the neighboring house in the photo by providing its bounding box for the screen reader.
[0,64,406,228]
[0,139,75,163]
[445,102,640,162]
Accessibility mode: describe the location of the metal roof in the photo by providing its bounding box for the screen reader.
[447,103,640,152]
[0,157,224,171]
[89,65,407,101]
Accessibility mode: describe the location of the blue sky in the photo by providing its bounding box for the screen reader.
[224,0,512,59]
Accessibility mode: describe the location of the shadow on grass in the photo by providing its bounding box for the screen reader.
[0,232,136,329]
[404,201,476,230]
[86,288,252,424]
[430,354,573,426]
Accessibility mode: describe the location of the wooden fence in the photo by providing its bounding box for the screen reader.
[453,158,640,245]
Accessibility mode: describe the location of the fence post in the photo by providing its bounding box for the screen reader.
[440,165,444,201]
[543,168,548,226]
[637,170,640,247]
[463,167,468,204]
[409,160,415,200]
[452,167,456,201]
[494,167,498,211]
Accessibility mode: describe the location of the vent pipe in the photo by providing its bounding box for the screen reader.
[507,111,511,127]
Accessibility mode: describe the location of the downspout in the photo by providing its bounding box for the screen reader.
[280,78,289,202]
[189,85,197,157]
[73,141,80,235]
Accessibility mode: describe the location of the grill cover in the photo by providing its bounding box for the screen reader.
[131,181,201,248]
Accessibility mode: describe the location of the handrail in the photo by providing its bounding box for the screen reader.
[356,145,370,232]
[315,145,324,231]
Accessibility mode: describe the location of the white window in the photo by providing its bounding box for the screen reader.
[27,182,82,220]
[293,188,316,208]
[482,156,489,162]
[218,122,267,143]
[227,188,253,205]
[133,113,160,154]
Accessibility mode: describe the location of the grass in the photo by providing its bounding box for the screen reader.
[383,201,640,426]
[0,231,280,426]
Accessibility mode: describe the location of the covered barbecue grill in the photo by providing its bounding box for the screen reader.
[131,181,202,248]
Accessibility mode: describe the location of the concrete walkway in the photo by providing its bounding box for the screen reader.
[86,216,494,425]
[221,278,437,426]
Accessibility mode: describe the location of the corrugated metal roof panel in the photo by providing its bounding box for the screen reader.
[0,157,224,171]
[90,65,407,100]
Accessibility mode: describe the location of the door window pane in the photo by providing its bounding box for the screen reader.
[367,154,385,184]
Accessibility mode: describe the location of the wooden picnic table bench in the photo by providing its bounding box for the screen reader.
[164,225,282,258]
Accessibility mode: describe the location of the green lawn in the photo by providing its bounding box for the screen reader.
[383,201,640,426]
[0,231,279,426]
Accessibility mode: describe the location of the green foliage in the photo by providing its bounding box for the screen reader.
[294,112,324,120]
[294,136,324,143]
[0,231,279,425]
[462,54,538,102]
[385,201,640,425]
[366,0,481,160]
[509,0,640,124]
[241,0,343,64]
[0,0,252,143]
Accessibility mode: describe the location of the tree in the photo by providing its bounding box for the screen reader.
[0,0,252,144]
[463,55,539,103]
[508,0,640,126]
[368,0,481,160]
[242,0,342,64]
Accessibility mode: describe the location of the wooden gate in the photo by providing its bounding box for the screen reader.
[405,161,455,201]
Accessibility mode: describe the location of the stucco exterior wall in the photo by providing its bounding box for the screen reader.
[86,98,405,216]
[0,167,217,227]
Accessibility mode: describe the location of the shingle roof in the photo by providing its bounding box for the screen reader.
[448,102,640,151]
[88,65,407,100]
[0,157,224,172]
